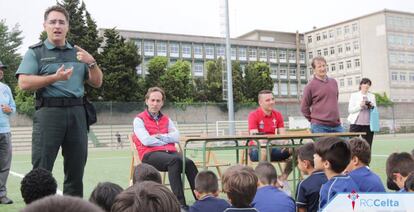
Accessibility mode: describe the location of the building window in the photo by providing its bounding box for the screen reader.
[205,45,214,59]
[193,63,204,77]
[352,23,358,32]
[400,72,406,81]
[344,25,350,34]
[300,52,305,63]
[316,34,321,41]
[144,41,154,56]
[389,53,398,64]
[300,68,306,79]
[270,66,278,76]
[409,73,414,82]
[398,53,405,64]
[194,45,203,59]
[346,60,352,69]
[239,47,247,60]
[330,47,335,55]
[322,32,327,40]
[353,41,359,51]
[408,35,414,46]
[269,49,277,62]
[323,48,328,56]
[347,78,353,86]
[273,83,279,95]
[317,49,322,56]
[279,50,286,61]
[345,43,351,52]
[337,27,342,36]
[355,59,360,67]
[331,63,336,71]
[355,76,361,85]
[391,72,398,81]
[290,84,298,96]
[308,51,313,59]
[329,30,334,38]
[217,46,225,58]
[135,40,142,52]
[289,68,296,79]
[308,36,312,43]
[169,43,179,57]
[280,83,288,96]
[280,68,287,79]
[340,79,345,87]
[259,49,267,61]
[289,51,296,62]
[338,45,343,54]
[156,42,167,56]
[231,47,237,60]
[182,44,191,58]
[339,62,344,70]
[248,48,257,60]
[407,54,414,64]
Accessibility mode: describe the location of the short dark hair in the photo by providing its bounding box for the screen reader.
[195,170,219,194]
[20,168,57,204]
[111,181,180,212]
[223,168,258,208]
[44,5,69,22]
[22,195,104,212]
[254,161,278,185]
[386,152,414,179]
[348,137,371,165]
[297,142,315,167]
[311,56,326,69]
[89,182,123,212]
[145,87,166,101]
[359,78,372,90]
[405,172,414,191]
[315,137,351,173]
[133,163,162,184]
[258,90,273,102]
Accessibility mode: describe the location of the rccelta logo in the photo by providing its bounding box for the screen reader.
[347,190,359,210]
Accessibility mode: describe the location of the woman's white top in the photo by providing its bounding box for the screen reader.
[347,91,377,124]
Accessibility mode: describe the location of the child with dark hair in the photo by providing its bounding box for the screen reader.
[295,142,327,212]
[386,152,414,192]
[111,181,180,212]
[222,165,258,212]
[252,161,295,212]
[133,163,162,184]
[89,182,123,212]
[314,137,359,210]
[346,137,385,192]
[20,168,57,204]
[22,195,104,212]
[189,170,230,212]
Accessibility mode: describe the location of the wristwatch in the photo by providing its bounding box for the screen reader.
[88,61,97,69]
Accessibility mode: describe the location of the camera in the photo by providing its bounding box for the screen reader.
[365,101,374,109]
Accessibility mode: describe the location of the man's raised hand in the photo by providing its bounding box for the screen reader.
[75,45,95,65]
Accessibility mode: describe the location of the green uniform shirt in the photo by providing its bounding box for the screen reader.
[16,39,89,98]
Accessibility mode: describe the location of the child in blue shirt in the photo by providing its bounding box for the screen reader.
[189,170,230,212]
[386,152,414,192]
[296,142,327,212]
[251,161,295,212]
[314,137,359,211]
[345,137,385,192]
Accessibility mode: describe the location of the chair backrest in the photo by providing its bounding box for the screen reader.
[128,133,141,166]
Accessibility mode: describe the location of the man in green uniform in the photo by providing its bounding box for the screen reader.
[16,5,103,197]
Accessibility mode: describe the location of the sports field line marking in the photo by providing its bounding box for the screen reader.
[12,156,130,164]
[10,171,63,195]
[372,154,388,157]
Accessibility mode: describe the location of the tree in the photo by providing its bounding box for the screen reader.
[160,60,193,102]
[0,20,23,90]
[244,62,273,101]
[231,61,245,103]
[58,0,87,46]
[99,28,143,101]
[374,92,394,107]
[145,56,168,89]
[205,58,223,102]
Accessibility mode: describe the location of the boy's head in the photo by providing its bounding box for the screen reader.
[20,168,57,204]
[405,172,414,192]
[346,137,371,171]
[314,137,351,174]
[386,152,414,189]
[89,182,123,212]
[133,163,162,184]
[194,170,219,198]
[111,181,180,212]
[297,142,316,174]
[22,195,103,212]
[221,165,255,190]
[254,161,278,186]
[223,167,258,208]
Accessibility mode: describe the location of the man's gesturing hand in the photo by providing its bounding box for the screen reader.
[75,45,95,65]
[55,64,73,81]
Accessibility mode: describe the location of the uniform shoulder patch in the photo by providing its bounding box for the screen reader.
[29,41,43,49]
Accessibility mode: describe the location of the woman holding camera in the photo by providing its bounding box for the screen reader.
[347,78,377,148]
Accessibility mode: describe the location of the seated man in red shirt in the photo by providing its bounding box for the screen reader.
[132,87,198,211]
[248,90,290,162]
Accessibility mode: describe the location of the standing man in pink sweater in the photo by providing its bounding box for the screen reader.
[301,56,344,133]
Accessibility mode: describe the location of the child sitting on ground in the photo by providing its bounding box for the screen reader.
[252,161,295,212]
[133,163,162,184]
[314,137,359,210]
[386,152,414,192]
[295,142,327,212]
[346,137,385,192]
[189,170,230,212]
[89,182,123,212]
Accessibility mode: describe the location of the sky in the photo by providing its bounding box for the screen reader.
[1,0,414,55]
